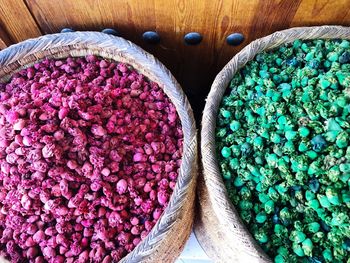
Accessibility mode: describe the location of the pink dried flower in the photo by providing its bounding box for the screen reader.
[81,161,93,177]
[6,110,19,124]
[26,247,39,258]
[91,124,107,137]
[141,200,154,214]
[140,230,149,239]
[55,234,68,247]
[157,190,170,206]
[133,237,141,246]
[58,246,68,255]
[44,199,60,212]
[109,150,122,162]
[101,167,110,177]
[14,147,25,156]
[32,160,48,173]
[143,181,154,193]
[0,56,183,262]
[22,136,32,146]
[20,194,32,210]
[94,245,106,261]
[168,171,178,181]
[169,181,176,189]
[153,208,163,220]
[43,246,56,258]
[25,236,35,247]
[47,236,58,248]
[5,152,18,164]
[53,130,65,140]
[51,255,65,263]
[55,221,72,234]
[13,119,26,131]
[81,219,94,228]
[102,255,112,263]
[133,152,145,162]
[26,224,38,235]
[42,144,55,158]
[118,232,131,245]
[131,225,141,235]
[116,179,128,194]
[34,256,45,263]
[33,230,45,243]
[66,160,78,170]
[68,194,82,209]
[78,250,89,262]
[88,180,101,192]
[108,161,119,173]
[130,217,139,226]
[108,211,121,227]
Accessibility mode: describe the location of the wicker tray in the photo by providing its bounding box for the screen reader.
[195,25,350,263]
[0,32,198,263]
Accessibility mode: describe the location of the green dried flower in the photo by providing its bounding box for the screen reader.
[216,38,350,261]
[220,109,232,118]
[264,200,275,214]
[221,146,231,158]
[289,230,306,243]
[292,243,305,257]
[307,222,320,233]
[336,131,349,148]
[238,200,253,210]
[229,145,241,157]
[330,212,349,226]
[230,120,241,132]
[322,248,333,262]
[255,228,269,244]
[334,246,347,261]
[302,238,313,256]
[256,211,268,224]
[325,187,341,205]
[312,231,325,244]
[317,194,332,208]
[298,126,310,137]
[239,186,252,200]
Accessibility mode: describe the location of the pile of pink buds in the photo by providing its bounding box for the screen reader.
[0,55,183,263]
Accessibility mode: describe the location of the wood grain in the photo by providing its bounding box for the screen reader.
[3,0,350,119]
[292,0,350,26]
[249,0,303,41]
[0,0,41,42]
[0,26,12,50]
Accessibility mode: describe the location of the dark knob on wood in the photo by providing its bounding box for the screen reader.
[226,33,244,46]
[142,31,160,44]
[102,28,120,36]
[184,32,202,45]
[60,28,75,33]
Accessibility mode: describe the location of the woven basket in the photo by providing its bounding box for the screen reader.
[194,25,350,262]
[0,32,198,263]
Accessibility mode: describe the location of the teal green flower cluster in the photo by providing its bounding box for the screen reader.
[216,39,350,262]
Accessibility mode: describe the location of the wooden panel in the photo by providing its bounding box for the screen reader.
[292,0,350,26]
[248,0,303,41]
[0,0,41,42]
[5,0,350,119]
[0,26,12,50]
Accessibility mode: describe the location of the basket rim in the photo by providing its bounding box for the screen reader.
[0,31,197,262]
[200,25,350,260]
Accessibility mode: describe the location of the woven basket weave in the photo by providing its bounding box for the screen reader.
[194,25,350,263]
[0,32,198,263]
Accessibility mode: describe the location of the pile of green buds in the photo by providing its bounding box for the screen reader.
[216,39,350,262]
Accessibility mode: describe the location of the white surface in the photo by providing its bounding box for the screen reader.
[176,232,212,263]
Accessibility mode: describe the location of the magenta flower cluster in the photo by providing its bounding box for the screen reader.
[0,55,183,262]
